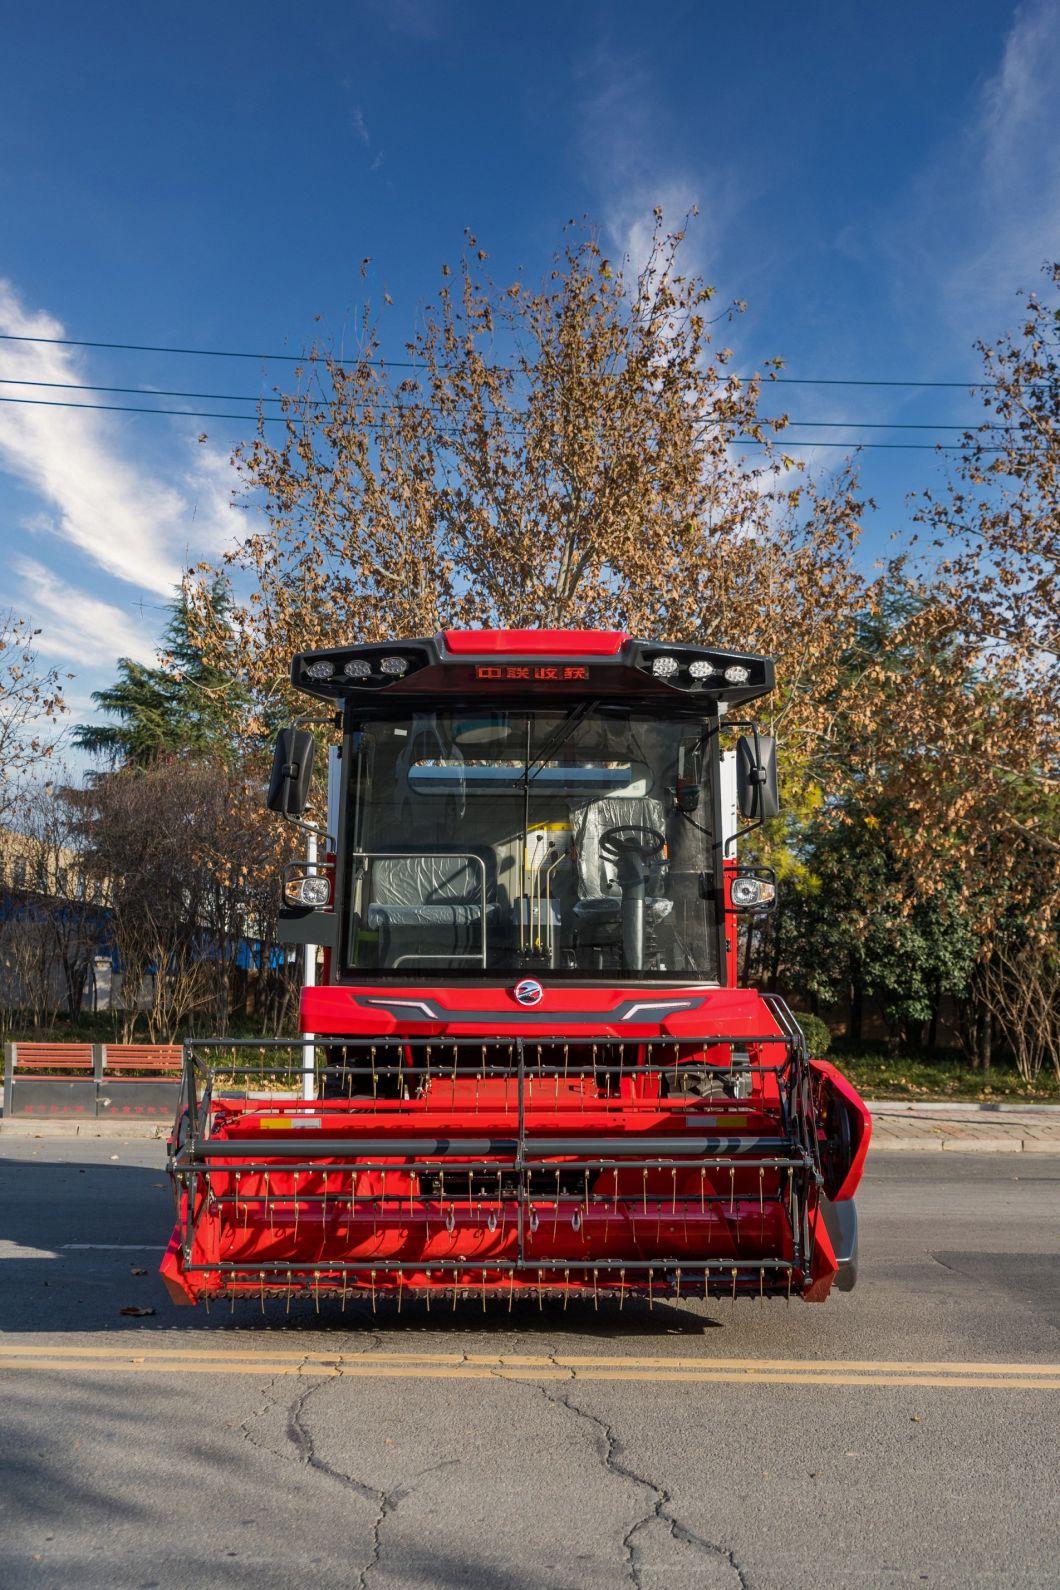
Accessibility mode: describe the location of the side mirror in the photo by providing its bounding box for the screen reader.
[267,727,316,818]
[736,732,780,821]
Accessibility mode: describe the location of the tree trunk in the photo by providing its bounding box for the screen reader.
[978,1003,993,1074]
[848,980,863,1044]
[927,989,940,1054]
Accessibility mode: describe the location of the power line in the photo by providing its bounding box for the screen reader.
[0,391,1008,450]
[0,376,1007,430]
[0,329,1016,390]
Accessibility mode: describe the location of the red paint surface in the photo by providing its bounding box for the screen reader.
[442,629,628,656]
[810,1058,873,1201]
[300,983,780,1039]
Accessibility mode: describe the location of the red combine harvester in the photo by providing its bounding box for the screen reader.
[162,630,870,1309]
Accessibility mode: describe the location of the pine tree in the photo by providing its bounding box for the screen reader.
[75,580,245,766]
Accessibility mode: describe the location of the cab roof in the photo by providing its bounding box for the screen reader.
[291,629,775,710]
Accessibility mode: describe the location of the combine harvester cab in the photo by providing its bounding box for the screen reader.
[162,631,870,1310]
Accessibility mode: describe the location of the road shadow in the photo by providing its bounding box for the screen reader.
[0,1153,726,1337]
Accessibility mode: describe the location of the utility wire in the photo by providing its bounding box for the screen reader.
[0,376,1009,430]
[0,329,1023,390]
[0,392,1008,450]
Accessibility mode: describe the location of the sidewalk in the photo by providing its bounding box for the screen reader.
[2,1104,1059,1152]
[869,1100,1060,1154]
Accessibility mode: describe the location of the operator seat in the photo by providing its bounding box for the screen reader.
[568,796,673,943]
[360,847,504,968]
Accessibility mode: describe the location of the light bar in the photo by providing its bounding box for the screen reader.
[293,644,430,695]
[632,643,769,698]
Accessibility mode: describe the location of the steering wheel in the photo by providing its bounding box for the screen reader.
[599,824,665,861]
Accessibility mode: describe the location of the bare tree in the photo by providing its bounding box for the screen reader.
[0,611,68,824]
[75,757,299,1040]
[979,938,1060,1083]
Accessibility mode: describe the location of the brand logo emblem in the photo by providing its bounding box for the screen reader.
[513,978,544,1007]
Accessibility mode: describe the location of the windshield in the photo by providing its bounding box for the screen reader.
[343,706,718,979]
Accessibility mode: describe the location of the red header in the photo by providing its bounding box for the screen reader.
[443,628,628,657]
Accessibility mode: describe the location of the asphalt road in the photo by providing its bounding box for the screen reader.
[0,1141,1057,1590]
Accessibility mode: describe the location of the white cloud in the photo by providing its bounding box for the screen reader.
[961,0,1060,307]
[0,278,239,595]
[574,46,737,288]
[13,556,159,668]
[869,0,1060,342]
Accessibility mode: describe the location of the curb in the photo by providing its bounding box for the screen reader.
[871,1136,1060,1154]
[0,1119,169,1139]
[868,1100,1060,1116]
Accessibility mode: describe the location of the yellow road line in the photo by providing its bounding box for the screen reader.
[0,1359,1057,1389]
[0,1344,1057,1376]
[0,1344,1058,1389]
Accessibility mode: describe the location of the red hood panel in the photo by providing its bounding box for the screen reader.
[301,984,782,1040]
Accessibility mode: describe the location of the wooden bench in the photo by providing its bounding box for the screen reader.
[10,1043,94,1075]
[103,1044,183,1076]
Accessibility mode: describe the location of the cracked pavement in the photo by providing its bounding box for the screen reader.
[0,1142,1057,1587]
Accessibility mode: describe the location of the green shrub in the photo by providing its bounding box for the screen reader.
[794,1012,832,1057]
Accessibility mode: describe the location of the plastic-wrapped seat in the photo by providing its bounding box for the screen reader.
[364,849,502,966]
[568,797,672,940]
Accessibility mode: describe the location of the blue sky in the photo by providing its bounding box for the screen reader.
[1,0,1057,739]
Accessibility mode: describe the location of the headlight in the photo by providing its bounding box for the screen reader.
[284,874,332,908]
[378,655,409,677]
[723,664,750,684]
[305,659,335,680]
[651,655,680,678]
[343,658,372,679]
[688,659,719,680]
[730,875,776,909]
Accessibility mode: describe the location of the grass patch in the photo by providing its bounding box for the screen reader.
[829,1049,1060,1103]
